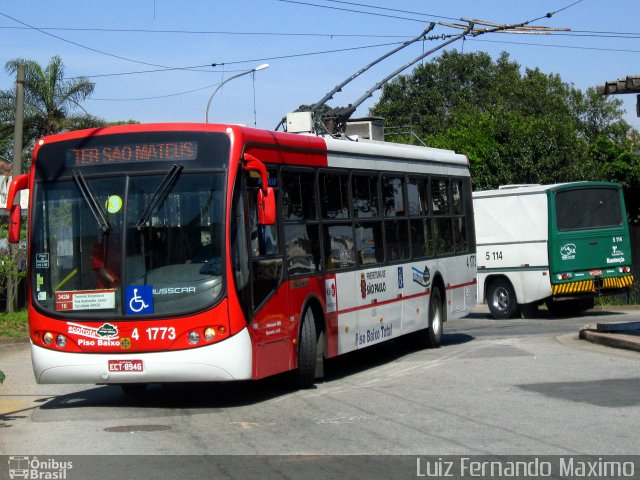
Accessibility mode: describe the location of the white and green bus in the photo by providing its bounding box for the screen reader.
[474,182,634,318]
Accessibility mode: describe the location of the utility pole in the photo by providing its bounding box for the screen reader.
[7,63,24,313]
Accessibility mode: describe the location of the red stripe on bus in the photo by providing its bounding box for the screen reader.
[335,279,476,316]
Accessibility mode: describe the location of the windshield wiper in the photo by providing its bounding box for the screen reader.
[135,164,183,230]
[72,169,111,234]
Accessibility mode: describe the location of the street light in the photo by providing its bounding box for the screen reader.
[205,63,270,123]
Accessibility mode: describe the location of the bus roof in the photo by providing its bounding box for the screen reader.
[473,181,622,199]
[33,122,470,170]
[323,135,469,166]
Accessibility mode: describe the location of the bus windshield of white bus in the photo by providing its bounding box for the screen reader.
[555,187,622,231]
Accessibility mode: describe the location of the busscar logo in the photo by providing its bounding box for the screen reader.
[8,456,73,479]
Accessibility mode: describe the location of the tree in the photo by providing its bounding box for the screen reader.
[371,50,640,206]
[0,56,108,312]
[0,56,107,170]
[5,55,97,136]
[0,215,27,312]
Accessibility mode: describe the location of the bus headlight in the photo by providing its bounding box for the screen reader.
[43,332,54,345]
[56,335,67,348]
[204,328,216,341]
[188,331,200,344]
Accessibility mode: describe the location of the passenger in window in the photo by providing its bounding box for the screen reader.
[91,237,119,289]
[185,235,214,264]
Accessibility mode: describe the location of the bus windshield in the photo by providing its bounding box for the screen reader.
[555,187,622,231]
[30,132,229,318]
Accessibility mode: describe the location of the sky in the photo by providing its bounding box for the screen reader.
[1,0,639,132]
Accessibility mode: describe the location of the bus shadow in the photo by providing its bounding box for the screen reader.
[38,333,475,411]
[321,332,474,383]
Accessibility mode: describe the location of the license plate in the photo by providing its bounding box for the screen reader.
[108,359,144,373]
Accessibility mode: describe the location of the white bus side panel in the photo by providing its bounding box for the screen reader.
[474,193,548,245]
[334,256,476,355]
[475,191,550,305]
[477,268,552,305]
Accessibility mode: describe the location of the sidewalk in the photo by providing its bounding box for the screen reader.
[473,303,640,354]
[579,321,640,353]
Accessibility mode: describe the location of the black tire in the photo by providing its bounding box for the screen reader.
[426,287,444,348]
[545,297,594,317]
[294,308,317,389]
[487,278,519,319]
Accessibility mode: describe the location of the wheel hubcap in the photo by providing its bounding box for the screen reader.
[431,303,441,335]
[492,287,509,312]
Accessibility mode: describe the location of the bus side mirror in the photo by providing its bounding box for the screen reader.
[5,173,29,243]
[257,187,276,225]
[8,204,21,243]
[243,152,276,225]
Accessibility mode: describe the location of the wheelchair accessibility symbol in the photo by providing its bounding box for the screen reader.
[125,286,154,315]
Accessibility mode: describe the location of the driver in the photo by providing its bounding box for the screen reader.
[91,239,119,288]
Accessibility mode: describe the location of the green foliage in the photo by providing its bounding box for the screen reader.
[0,217,28,313]
[0,310,28,338]
[5,56,96,137]
[372,50,640,215]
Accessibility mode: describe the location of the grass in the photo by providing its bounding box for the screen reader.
[595,282,640,307]
[0,310,29,339]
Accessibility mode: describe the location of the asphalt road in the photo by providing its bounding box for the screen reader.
[1,307,639,462]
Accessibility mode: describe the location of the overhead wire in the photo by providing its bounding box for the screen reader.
[83,39,408,84]
[0,25,409,39]
[88,39,413,101]
[2,24,639,40]
[276,0,428,23]
[4,0,622,106]
[470,37,640,54]
[0,10,192,70]
[318,0,460,21]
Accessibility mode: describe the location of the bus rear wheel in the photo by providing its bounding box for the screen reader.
[426,287,444,348]
[487,278,519,319]
[294,307,317,389]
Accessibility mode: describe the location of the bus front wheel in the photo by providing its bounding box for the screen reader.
[487,278,519,319]
[294,307,317,389]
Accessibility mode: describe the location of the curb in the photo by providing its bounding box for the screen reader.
[579,325,640,353]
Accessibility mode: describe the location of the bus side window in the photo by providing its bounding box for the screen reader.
[246,170,283,309]
[231,179,251,319]
[248,192,278,257]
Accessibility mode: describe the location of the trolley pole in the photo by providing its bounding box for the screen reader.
[7,63,25,313]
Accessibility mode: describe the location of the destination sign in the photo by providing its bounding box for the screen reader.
[67,140,198,166]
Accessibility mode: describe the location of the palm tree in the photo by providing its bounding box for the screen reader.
[4,55,100,138]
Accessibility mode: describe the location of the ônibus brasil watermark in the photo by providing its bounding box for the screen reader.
[7,456,73,480]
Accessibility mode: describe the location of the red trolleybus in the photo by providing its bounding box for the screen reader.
[6,123,476,391]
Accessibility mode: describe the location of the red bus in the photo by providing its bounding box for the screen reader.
[6,123,476,392]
